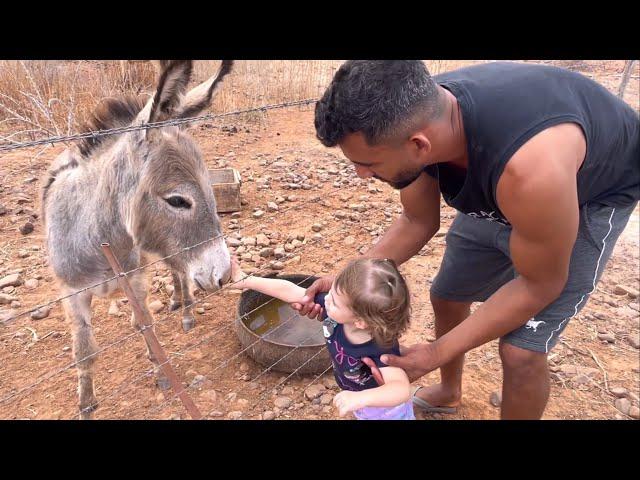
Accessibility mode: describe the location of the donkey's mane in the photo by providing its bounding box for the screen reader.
[78,95,147,158]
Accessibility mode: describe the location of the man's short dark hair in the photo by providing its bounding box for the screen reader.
[315,60,444,147]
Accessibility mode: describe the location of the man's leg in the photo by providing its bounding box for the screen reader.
[414,294,470,407]
[499,341,549,419]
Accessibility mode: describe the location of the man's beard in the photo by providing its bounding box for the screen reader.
[374,167,423,190]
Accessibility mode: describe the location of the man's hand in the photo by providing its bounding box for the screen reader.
[333,390,366,417]
[380,343,439,383]
[290,275,334,320]
[361,357,385,386]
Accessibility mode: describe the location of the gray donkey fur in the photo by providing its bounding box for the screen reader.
[42,60,234,419]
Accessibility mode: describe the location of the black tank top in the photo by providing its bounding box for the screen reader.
[425,62,639,225]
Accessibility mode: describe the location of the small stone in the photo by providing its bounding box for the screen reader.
[311,224,323,232]
[209,411,224,418]
[573,374,592,385]
[614,285,639,298]
[597,333,616,343]
[0,293,18,305]
[200,390,217,404]
[284,243,295,253]
[148,300,164,313]
[286,195,297,202]
[11,301,21,309]
[0,204,7,216]
[165,285,175,296]
[30,306,51,320]
[256,234,270,247]
[274,396,292,409]
[626,332,640,349]
[262,411,276,420]
[320,393,333,405]
[242,237,257,246]
[270,261,284,270]
[231,212,242,219]
[236,399,249,409]
[227,411,243,420]
[304,384,326,401]
[169,414,181,420]
[202,303,213,311]
[614,398,631,415]
[252,210,265,219]
[280,386,294,396]
[0,274,23,289]
[610,387,628,398]
[274,247,285,258]
[62,346,71,352]
[267,202,279,212]
[321,377,338,390]
[344,236,356,247]
[195,307,205,314]
[227,238,242,248]
[489,391,502,407]
[435,228,448,237]
[239,362,250,373]
[24,279,39,290]
[17,250,30,259]
[259,247,274,258]
[629,406,640,419]
[19,222,34,235]
[322,406,332,413]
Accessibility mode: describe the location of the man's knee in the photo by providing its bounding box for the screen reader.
[499,341,548,380]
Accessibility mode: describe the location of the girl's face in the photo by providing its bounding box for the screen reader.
[325,282,362,326]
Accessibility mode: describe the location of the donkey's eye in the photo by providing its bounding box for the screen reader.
[165,196,192,209]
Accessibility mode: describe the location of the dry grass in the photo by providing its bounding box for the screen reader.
[0,60,635,146]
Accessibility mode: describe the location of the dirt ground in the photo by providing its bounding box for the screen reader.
[0,62,638,420]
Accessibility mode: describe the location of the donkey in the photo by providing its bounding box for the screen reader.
[42,60,234,419]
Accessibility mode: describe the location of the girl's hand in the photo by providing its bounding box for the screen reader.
[333,390,366,417]
[230,256,247,284]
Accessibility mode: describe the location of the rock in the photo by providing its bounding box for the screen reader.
[435,228,448,237]
[0,274,23,289]
[629,406,640,419]
[24,279,39,290]
[148,300,164,313]
[614,285,639,298]
[267,202,278,212]
[30,306,51,320]
[270,261,284,270]
[231,212,242,219]
[195,307,205,314]
[259,248,274,258]
[0,204,7,216]
[256,234,270,247]
[311,224,323,232]
[320,393,333,405]
[226,392,238,403]
[322,406,332,413]
[626,332,640,349]
[304,384,326,401]
[62,346,71,352]
[274,247,285,258]
[321,377,338,390]
[610,387,628,398]
[274,396,292,409]
[236,399,249,409]
[597,333,616,343]
[200,390,217,404]
[202,303,213,311]
[169,414,181,420]
[262,411,276,420]
[19,222,34,235]
[291,239,303,248]
[280,386,294,396]
[11,301,21,309]
[252,210,265,219]
[239,362,250,373]
[227,238,242,248]
[209,411,224,418]
[108,301,120,316]
[0,293,18,305]
[17,250,30,259]
[227,411,243,419]
[344,236,356,247]
[614,398,631,416]
[241,237,257,246]
[573,374,592,385]
[284,243,295,253]
[490,391,502,407]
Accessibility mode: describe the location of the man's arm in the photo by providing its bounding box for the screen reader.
[381,137,581,377]
[364,170,441,265]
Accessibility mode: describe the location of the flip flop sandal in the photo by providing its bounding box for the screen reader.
[411,386,458,414]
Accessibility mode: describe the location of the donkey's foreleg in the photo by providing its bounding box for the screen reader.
[129,273,171,391]
[171,271,196,332]
[63,291,98,419]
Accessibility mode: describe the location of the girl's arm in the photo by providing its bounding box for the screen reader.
[231,257,306,304]
[333,366,411,415]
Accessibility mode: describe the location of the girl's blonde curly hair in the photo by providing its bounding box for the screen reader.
[334,257,411,347]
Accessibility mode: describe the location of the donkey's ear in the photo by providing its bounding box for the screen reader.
[174,60,234,121]
[146,60,193,124]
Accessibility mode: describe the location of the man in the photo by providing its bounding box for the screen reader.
[292,61,639,419]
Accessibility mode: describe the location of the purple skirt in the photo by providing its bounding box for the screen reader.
[353,400,415,420]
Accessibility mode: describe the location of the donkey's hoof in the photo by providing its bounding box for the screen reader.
[156,376,171,391]
[182,316,195,332]
[169,300,182,312]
